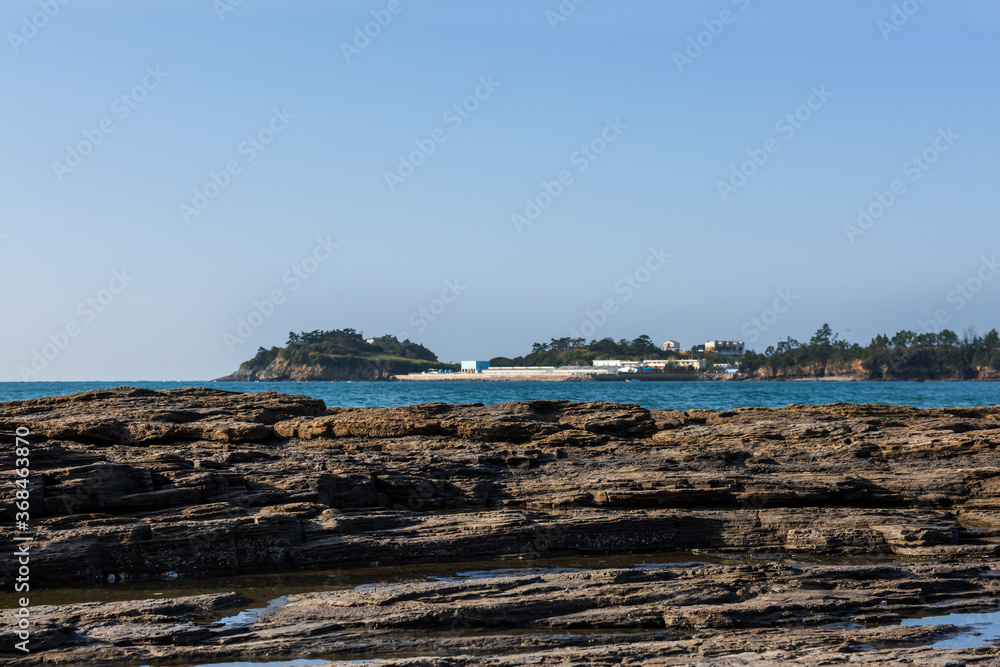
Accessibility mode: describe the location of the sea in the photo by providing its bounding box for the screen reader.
[0,380,997,411]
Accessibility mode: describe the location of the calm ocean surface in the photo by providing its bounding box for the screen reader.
[0,381,997,411]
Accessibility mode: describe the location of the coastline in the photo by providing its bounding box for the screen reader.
[394,372,706,382]
[394,372,1000,383]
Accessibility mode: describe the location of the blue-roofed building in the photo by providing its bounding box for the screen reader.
[461,361,491,372]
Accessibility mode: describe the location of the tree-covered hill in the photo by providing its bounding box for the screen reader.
[491,335,683,367]
[218,329,455,381]
[740,324,1000,380]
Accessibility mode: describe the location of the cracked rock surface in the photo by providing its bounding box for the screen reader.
[1,387,999,665]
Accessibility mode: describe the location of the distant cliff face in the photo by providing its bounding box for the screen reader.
[739,360,998,381]
[739,361,864,380]
[218,359,395,382]
[217,356,443,382]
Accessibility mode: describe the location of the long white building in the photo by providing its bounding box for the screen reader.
[705,340,745,355]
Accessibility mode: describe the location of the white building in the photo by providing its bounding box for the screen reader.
[662,340,681,352]
[593,359,648,372]
[645,359,705,371]
[594,359,706,372]
[555,366,617,375]
[460,361,491,372]
[481,366,616,376]
[705,340,745,355]
[670,359,706,370]
[481,366,556,375]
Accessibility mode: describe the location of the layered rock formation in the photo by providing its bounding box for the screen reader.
[217,357,405,381]
[2,387,999,665]
[6,562,1000,666]
[738,361,1000,381]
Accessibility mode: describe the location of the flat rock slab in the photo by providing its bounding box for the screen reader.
[1,388,1000,664]
[2,563,999,665]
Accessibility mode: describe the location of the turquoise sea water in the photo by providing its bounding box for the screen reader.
[1,381,997,410]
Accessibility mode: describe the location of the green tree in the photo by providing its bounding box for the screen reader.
[810,324,833,346]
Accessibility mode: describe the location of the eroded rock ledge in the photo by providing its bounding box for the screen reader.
[1,387,999,665]
[6,562,1000,666]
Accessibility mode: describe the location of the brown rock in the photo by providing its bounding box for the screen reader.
[3,388,1000,665]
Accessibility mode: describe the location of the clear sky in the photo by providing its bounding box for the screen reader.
[2,0,998,380]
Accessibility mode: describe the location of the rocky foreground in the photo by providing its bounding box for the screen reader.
[2,387,1000,665]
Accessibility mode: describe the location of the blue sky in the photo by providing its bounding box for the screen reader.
[1,0,998,380]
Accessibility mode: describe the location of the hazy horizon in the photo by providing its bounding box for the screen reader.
[3,1,998,381]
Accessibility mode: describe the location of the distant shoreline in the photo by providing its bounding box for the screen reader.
[396,372,707,382]
[394,373,999,383]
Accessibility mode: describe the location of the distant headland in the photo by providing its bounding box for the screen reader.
[218,325,1000,382]
[216,329,447,381]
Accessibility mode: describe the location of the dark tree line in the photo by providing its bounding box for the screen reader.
[492,335,673,367]
[243,328,439,372]
[741,324,1000,379]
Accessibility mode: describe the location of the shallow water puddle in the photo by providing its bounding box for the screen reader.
[901,609,1000,648]
[216,595,290,627]
[427,566,586,582]
[0,551,924,615]
[144,660,329,667]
